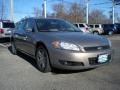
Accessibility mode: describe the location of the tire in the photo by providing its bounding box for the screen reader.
[108,31,113,35]
[36,45,51,72]
[93,31,99,35]
[11,41,17,55]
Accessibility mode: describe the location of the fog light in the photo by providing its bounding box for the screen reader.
[59,60,84,66]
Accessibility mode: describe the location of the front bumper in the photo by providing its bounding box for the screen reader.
[49,48,113,70]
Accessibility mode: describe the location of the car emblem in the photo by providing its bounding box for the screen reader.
[97,47,102,50]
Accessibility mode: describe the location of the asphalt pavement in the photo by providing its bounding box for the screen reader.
[0,35,120,90]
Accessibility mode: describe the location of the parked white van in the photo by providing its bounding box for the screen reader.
[89,24,104,35]
[73,23,92,33]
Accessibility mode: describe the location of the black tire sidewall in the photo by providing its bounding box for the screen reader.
[93,31,99,35]
[36,46,51,72]
[11,42,17,55]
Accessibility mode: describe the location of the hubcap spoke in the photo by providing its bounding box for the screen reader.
[37,49,47,70]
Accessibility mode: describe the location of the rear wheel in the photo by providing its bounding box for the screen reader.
[11,41,17,55]
[36,45,51,72]
[93,31,99,35]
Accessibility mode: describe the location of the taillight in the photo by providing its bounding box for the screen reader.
[0,29,4,33]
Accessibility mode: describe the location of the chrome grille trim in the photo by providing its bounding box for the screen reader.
[84,45,110,51]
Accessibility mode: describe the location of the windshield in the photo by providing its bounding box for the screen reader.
[36,19,81,32]
[3,22,15,28]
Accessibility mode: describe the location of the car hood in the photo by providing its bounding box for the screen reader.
[45,32,109,47]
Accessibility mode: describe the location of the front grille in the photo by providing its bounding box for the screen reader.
[89,57,98,65]
[84,45,110,51]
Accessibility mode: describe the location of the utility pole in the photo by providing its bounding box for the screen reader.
[1,0,4,20]
[10,0,14,21]
[43,0,47,18]
[86,0,89,24]
[112,0,115,24]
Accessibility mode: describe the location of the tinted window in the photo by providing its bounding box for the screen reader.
[74,24,78,27]
[36,19,81,32]
[25,19,34,31]
[16,21,26,32]
[3,22,15,28]
[95,25,99,28]
[79,24,84,27]
[102,24,114,28]
[116,24,120,29]
[89,25,93,28]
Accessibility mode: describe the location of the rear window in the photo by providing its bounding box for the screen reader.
[95,25,99,28]
[89,25,93,28]
[79,24,84,27]
[3,22,15,28]
[74,24,78,27]
[102,24,114,28]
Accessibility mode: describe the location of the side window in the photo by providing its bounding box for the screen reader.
[89,25,93,28]
[74,24,78,27]
[79,24,84,27]
[95,25,99,28]
[25,19,34,32]
[16,20,26,32]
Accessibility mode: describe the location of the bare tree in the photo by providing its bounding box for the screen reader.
[52,2,85,23]
[89,9,108,24]
[68,2,85,23]
[33,7,42,18]
[52,3,66,18]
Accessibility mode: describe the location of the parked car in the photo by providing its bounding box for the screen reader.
[0,20,15,39]
[73,23,92,33]
[115,23,120,34]
[102,24,117,35]
[11,18,112,72]
[89,24,104,35]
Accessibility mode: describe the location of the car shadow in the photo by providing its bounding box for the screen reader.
[8,46,38,69]
[8,46,95,74]
[51,68,95,75]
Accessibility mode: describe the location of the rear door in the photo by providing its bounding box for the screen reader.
[14,20,27,51]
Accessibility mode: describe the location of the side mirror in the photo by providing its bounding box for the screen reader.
[26,28,33,32]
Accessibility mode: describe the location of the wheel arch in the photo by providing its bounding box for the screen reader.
[35,41,52,71]
[35,41,51,61]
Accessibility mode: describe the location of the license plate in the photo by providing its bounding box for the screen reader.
[98,54,108,63]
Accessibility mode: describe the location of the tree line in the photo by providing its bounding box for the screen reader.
[34,2,120,24]
[0,1,120,23]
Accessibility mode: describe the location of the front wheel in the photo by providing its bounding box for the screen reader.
[36,45,51,72]
[93,31,99,35]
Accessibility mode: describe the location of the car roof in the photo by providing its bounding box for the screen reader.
[21,17,65,21]
[0,20,14,23]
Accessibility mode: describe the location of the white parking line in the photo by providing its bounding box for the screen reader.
[0,44,7,48]
[0,43,11,48]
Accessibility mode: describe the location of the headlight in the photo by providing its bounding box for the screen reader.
[53,41,80,51]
